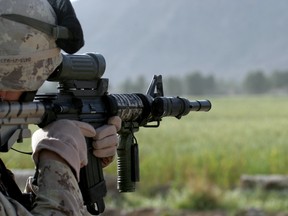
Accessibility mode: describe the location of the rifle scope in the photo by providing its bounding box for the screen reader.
[48,52,106,81]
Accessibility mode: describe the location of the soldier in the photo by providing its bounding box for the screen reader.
[0,0,120,215]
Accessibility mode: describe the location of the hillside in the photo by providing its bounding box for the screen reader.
[71,0,288,86]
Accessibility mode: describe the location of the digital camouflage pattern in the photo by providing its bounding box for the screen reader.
[0,0,62,91]
[0,160,89,216]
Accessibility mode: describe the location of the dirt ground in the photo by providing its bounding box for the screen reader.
[102,208,226,216]
[102,208,288,216]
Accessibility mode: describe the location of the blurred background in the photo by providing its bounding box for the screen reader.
[4,0,288,215]
[68,0,288,96]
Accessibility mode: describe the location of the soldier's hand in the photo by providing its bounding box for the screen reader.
[32,119,96,181]
[92,116,122,167]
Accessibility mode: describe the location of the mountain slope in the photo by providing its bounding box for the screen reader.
[72,0,288,85]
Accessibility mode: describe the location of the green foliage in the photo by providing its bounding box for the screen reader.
[243,70,271,94]
[223,189,288,213]
[118,75,148,93]
[117,69,288,95]
[175,186,221,210]
[184,72,217,95]
[118,72,219,96]
[270,70,288,90]
[164,76,184,96]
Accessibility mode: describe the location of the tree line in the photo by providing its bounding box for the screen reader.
[116,70,288,96]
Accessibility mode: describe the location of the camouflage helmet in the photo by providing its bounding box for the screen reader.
[0,0,62,91]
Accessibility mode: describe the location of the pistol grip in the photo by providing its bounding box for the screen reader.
[79,140,106,215]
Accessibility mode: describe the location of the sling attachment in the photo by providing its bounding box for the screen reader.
[0,159,35,211]
[0,14,72,39]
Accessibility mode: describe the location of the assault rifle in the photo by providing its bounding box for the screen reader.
[0,53,211,215]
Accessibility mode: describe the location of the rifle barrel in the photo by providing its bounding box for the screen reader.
[151,97,211,119]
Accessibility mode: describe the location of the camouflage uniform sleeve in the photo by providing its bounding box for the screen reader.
[0,160,89,216]
[30,160,87,216]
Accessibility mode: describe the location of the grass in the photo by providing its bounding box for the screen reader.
[1,95,288,212]
[120,95,288,190]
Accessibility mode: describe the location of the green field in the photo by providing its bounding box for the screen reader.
[1,96,288,213]
[105,95,288,189]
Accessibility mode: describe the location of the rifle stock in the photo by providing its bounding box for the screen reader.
[0,53,211,215]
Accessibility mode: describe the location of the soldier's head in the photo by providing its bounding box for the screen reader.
[0,0,62,91]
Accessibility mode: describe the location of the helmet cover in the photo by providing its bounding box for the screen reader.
[0,0,62,91]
